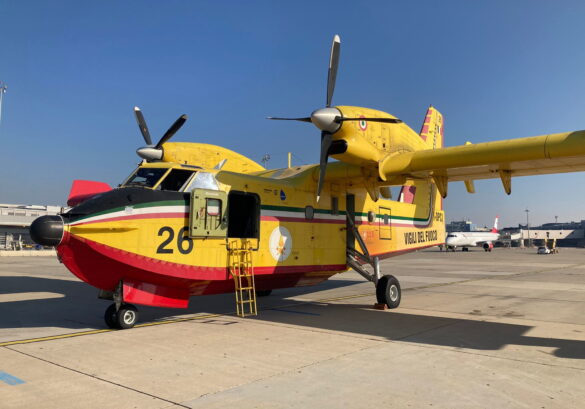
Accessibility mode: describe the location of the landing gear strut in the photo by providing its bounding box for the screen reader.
[105,303,139,329]
[346,215,402,309]
[101,281,139,329]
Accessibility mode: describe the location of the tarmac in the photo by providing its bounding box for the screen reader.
[1,247,584,408]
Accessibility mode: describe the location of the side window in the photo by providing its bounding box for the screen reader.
[398,185,417,204]
[186,172,219,191]
[158,169,195,191]
[305,206,314,220]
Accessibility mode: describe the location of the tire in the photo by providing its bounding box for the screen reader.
[104,304,119,329]
[462,247,469,252]
[116,304,138,329]
[376,275,401,309]
[256,289,273,297]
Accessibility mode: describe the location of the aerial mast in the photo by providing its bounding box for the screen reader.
[0,82,6,132]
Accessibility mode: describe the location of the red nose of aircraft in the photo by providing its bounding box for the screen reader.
[30,215,64,246]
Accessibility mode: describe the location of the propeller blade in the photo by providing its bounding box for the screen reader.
[266,116,312,122]
[316,131,332,202]
[326,35,341,108]
[336,117,403,124]
[134,106,153,145]
[155,114,188,149]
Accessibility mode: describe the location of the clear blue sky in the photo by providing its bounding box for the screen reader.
[1,0,584,228]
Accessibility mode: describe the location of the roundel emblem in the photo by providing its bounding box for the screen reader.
[269,226,292,262]
[359,116,367,131]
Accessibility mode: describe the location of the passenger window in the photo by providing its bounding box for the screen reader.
[158,169,194,191]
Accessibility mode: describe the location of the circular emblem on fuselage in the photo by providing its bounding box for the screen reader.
[359,115,367,131]
[269,226,292,262]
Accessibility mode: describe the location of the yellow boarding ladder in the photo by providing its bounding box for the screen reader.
[228,240,257,317]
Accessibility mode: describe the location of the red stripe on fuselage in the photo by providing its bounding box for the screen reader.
[58,232,346,296]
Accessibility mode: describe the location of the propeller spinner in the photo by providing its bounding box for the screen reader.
[134,107,188,161]
[268,35,401,201]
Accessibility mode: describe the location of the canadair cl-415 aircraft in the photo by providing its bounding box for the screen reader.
[31,35,585,329]
[446,216,500,251]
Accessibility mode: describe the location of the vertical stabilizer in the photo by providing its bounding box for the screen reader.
[492,216,499,233]
[419,106,444,150]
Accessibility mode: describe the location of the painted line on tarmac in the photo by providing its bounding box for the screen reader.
[0,313,223,347]
[0,370,25,386]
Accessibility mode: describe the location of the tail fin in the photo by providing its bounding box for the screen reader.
[491,216,499,233]
[419,106,444,150]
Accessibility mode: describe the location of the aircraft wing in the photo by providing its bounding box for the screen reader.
[379,130,585,196]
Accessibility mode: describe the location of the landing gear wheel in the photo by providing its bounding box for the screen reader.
[256,289,273,297]
[104,304,118,329]
[116,304,138,329]
[376,275,401,309]
[104,303,139,329]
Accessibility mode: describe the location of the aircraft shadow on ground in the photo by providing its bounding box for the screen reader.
[1,275,583,360]
[254,301,585,360]
[0,275,361,331]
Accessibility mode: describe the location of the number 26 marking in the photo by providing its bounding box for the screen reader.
[157,226,194,254]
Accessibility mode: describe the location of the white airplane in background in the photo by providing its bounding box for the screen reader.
[446,216,500,252]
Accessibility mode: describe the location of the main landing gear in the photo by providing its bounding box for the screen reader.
[346,215,402,309]
[105,303,139,329]
[376,275,401,309]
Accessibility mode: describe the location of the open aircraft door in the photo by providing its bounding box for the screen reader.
[189,189,228,238]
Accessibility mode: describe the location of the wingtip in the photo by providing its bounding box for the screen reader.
[333,34,340,43]
[134,106,141,111]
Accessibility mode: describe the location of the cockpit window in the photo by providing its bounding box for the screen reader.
[158,169,195,191]
[447,234,457,238]
[124,168,168,188]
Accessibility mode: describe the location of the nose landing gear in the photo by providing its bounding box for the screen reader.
[105,303,139,329]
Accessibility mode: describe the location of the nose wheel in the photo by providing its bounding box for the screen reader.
[376,275,401,309]
[105,303,139,329]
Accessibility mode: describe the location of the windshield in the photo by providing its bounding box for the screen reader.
[123,168,168,188]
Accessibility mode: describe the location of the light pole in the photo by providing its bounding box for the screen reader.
[261,154,271,168]
[525,208,531,247]
[0,82,7,131]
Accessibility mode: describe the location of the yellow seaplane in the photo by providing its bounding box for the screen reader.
[31,35,585,329]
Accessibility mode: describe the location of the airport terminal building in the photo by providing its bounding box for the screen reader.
[0,204,62,250]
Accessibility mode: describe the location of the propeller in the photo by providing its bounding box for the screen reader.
[134,107,188,161]
[267,35,402,201]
